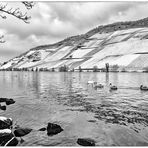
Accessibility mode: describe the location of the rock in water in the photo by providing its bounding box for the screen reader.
[0,129,18,146]
[6,99,15,105]
[0,105,6,111]
[38,127,46,131]
[0,98,15,105]
[0,98,7,103]
[77,138,96,146]
[0,117,13,129]
[14,128,32,137]
[47,123,63,136]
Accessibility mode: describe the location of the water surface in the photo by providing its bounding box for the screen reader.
[1,71,148,146]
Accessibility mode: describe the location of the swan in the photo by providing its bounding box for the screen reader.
[94,83,104,88]
[140,85,148,91]
[109,83,118,90]
[87,81,95,87]
[87,81,94,84]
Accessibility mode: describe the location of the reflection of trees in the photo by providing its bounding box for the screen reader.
[105,73,109,85]
[32,72,40,97]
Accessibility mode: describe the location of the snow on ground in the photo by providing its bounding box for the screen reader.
[79,28,148,69]
[2,27,148,70]
[39,50,50,60]
[13,58,28,68]
[78,54,140,69]
[44,46,72,61]
[93,37,148,58]
[128,54,148,68]
[107,34,130,44]
[18,61,40,68]
[62,59,83,68]
[90,32,111,39]
[70,48,93,58]
[26,51,35,57]
[0,61,13,69]
[96,54,139,68]
[37,60,66,69]
[83,40,98,48]
[45,47,59,52]
[111,54,140,66]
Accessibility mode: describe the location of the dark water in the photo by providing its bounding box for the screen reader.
[1,71,148,146]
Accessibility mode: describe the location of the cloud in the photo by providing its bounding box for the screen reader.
[0,1,148,63]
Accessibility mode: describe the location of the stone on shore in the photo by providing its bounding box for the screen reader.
[0,98,7,103]
[0,129,18,146]
[6,99,15,105]
[0,98,15,105]
[38,127,46,131]
[77,138,96,146]
[14,128,32,137]
[0,105,6,111]
[5,137,19,146]
[0,117,13,129]
[47,123,63,136]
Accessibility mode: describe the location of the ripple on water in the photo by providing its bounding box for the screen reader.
[1,72,148,146]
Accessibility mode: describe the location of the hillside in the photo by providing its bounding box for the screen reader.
[1,17,148,72]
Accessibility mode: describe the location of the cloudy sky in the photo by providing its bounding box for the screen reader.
[0,1,148,63]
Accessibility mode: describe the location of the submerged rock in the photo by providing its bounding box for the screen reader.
[0,129,18,146]
[77,138,96,146]
[14,128,32,137]
[47,123,63,136]
[0,117,13,129]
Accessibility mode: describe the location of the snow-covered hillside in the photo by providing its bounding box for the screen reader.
[2,18,148,72]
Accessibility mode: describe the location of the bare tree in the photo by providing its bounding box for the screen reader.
[0,1,35,42]
[22,2,35,10]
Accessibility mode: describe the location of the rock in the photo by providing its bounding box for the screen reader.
[14,128,32,137]
[0,105,6,111]
[6,99,15,105]
[47,123,63,136]
[77,138,96,146]
[38,127,46,131]
[0,117,13,129]
[4,137,19,146]
[0,98,15,105]
[0,129,18,146]
[0,98,7,103]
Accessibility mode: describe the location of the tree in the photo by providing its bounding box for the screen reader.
[79,66,82,72]
[93,66,98,72]
[111,64,119,71]
[0,1,35,42]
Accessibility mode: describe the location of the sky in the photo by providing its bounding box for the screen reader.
[0,1,148,63]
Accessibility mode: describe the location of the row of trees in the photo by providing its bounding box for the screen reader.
[0,64,124,72]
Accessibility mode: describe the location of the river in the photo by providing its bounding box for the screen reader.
[0,71,148,146]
